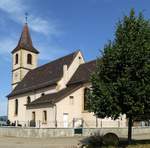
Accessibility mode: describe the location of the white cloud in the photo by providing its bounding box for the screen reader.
[0,0,59,36]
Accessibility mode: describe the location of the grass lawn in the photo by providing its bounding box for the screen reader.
[127,144,150,148]
[120,139,150,148]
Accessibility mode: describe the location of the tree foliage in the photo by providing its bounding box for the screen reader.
[88,9,150,121]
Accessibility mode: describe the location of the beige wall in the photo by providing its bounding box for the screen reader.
[26,107,55,128]
[8,84,127,128]
[57,51,84,90]
[12,49,38,70]
[56,86,126,128]
[56,87,84,127]
[8,85,56,124]
[12,49,38,89]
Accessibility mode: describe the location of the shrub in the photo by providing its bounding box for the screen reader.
[80,132,103,148]
[7,120,10,126]
[102,132,119,146]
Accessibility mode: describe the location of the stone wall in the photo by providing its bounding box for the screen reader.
[0,127,74,138]
[0,127,149,138]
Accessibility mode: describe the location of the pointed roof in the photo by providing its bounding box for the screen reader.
[12,23,39,54]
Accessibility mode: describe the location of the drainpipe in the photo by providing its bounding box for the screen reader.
[96,116,98,128]
[54,104,57,128]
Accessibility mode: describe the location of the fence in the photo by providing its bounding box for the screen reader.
[0,126,150,138]
[6,119,148,128]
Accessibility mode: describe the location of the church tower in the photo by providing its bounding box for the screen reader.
[12,23,39,89]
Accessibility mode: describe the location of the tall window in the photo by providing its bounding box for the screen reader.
[32,112,36,121]
[15,99,18,115]
[27,96,31,104]
[15,54,18,64]
[84,88,89,110]
[43,111,47,123]
[27,54,32,64]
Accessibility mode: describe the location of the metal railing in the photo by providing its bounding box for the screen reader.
[4,119,150,128]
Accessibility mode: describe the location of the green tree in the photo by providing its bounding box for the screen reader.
[87,9,150,144]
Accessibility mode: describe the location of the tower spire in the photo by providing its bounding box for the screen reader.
[12,22,39,54]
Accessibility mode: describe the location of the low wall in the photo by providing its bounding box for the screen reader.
[0,127,74,138]
[0,127,149,138]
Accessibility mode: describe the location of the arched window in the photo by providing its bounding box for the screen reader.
[27,96,31,104]
[15,54,18,64]
[15,99,18,115]
[27,54,32,64]
[84,88,90,110]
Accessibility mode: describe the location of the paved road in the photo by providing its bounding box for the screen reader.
[0,136,83,148]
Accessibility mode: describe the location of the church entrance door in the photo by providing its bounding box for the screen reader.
[63,113,68,128]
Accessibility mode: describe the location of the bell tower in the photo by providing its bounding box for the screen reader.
[12,23,39,89]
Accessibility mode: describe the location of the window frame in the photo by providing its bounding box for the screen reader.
[15,53,19,65]
[43,110,47,124]
[27,96,31,104]
[32,111,36,121]
[27,54,32,65]
[14,99,18,116]
[83,88,90,111]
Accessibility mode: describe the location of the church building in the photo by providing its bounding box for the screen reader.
[7,23,126,128]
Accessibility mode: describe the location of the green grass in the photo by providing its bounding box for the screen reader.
[127,144,150,148]
[119,139,150,148]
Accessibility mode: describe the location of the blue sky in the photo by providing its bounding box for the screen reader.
[0,0,150,116]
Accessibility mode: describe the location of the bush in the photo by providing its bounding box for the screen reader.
[7,120,10,126]
[102,133,119,146]
[80,132,103,148]
[80,132,119,148]
[88,133,103,148]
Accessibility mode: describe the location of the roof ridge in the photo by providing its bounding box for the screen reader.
[31,50,80,71]
[79,59,96,66]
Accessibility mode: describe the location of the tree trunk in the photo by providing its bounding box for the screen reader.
[128,116,132,144]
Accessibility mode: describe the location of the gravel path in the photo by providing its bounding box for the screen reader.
[0,134,150,148]
[0,136,82,148]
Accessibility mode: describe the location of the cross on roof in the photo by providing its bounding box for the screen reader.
[25,12,28,23]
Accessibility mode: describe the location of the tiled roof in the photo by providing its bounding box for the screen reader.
[67,60,96,86]
[12,23,39,54]
[8,51,79,98]
[26,84,82,109]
